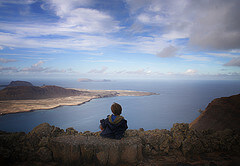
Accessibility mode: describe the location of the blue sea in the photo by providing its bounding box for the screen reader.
[0,79,239,133]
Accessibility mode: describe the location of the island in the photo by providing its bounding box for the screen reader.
[0,81,156,115]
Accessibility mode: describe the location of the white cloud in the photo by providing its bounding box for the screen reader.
[33,60,44,67]
[21,61,47,72]
[0,58,17,63]
[156,45,178,58]
[42,0,120,34]
[0,46,3,50]
[88,66,108,74]
[179,55,211,62]
[20,60,72,73]
[0,32,118,51]
[0,0,121,51]
[125,69,152,75]
[0,66,17,72]
[44,0,92,17]
[82,59,117,63]
[124,36,168,55]
[185,69,197,75]
[126,0,240,50]
[0,0,37,5]
[207,52,238,58]
[64,8,120,33]
[162,31,189,40]
[224,57,240,67]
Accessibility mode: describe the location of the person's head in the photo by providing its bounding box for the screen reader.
[111,102,122,115]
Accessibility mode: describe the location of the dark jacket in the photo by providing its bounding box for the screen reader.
[100,115,128,139]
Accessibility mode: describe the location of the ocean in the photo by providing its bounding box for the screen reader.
[0,79,239,133]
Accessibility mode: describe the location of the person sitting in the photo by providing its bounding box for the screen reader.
[99,102,128,139]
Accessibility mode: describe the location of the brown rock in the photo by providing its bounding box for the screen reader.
[0,85,84,100]
[49,135,143,165]
[171,123,190,148]
[66,127,78,135]
[190,94,240,131]
[37,147,53,162]
[96,151,108,165]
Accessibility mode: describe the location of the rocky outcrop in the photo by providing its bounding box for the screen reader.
[1,123,239,165]
[190,94,240,131]
[50,135,143,165]
[0,85,87,100]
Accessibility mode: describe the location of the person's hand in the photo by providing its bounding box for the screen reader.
[99,124,104,131]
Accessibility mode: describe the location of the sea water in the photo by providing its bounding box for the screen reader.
[0,80,239,133]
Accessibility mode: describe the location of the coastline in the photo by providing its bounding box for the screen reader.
[0,89,157,116]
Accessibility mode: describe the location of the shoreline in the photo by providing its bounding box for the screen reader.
[0,89,157,116]
[0,98,94,117]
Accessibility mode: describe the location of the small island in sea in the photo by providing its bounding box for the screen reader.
[0,81,156,115]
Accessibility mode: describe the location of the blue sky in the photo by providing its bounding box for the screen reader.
[0,0,240,80]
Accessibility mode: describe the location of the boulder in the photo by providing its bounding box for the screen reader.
[49,135,143,165]
[66,127,78,135]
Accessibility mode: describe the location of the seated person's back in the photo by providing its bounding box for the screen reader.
[100,102,128,139]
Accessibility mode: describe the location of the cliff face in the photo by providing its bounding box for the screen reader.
[190,94,240,131]
[0,123,239,165]
[0,85,84,100]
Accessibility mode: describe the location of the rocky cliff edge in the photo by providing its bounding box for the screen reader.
[1,123,240,165]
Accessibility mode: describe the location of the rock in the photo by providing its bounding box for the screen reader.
[38,137,50,147]
[51,126,65,137]
[66,127,78,135]
[37,147,53,162]
[1,122,240,165]
[140,129,172,156]
[96,151,108,165]
[82,131,93,136]
[125,129,139,137]
[139,128,144,132]
[29,123,53,138]
[27,123,53,147]
[171,123,190,148]
[190,94,240,131]
[49,135,143,165]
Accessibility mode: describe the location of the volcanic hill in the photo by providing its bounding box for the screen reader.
[0,85,84,100]
[190,94,240,131]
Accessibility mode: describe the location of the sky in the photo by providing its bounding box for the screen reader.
[0,0,240,81]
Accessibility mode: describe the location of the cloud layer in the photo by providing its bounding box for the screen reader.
[0,0,240,79]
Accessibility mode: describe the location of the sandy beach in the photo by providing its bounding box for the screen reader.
[0,89,156,115]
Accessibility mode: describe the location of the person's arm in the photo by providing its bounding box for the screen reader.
[100,119,107,129]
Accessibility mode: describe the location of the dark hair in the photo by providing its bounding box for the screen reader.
[111,102,122,115]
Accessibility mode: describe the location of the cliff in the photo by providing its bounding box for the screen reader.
[0,123,239,165]
[190,94,240,131]
[0,85,85,100]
